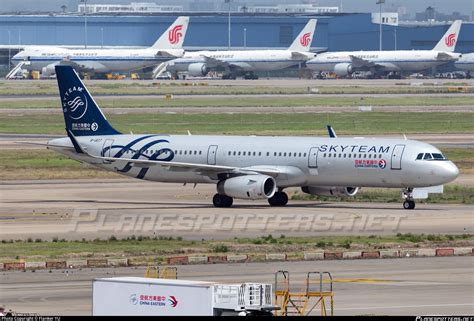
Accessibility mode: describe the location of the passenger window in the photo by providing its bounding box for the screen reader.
[274,152,277,156]
[266,152,269,156]
[238,152,241,156]
[284,152,287,157]
[243,152,246,156]
[416,153,423,160]
[424,153,432,160]
[279,152,282,157]
[368,154,371,159]
[253,152,256,156]
[233,151,236,156]
[194,151,197,155]
[343,154,346,158]
[338,154,341,158]
[304,153,307,157]
[299,153,302,157]
[258,152,261,156]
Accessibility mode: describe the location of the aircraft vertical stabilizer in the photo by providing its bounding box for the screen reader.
[152,16,190,49]
[432,20,462,52]
[288,19,317,52]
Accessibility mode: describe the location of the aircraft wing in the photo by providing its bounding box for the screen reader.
[89,154,281,178]
[57,60,107,72]
[349,55,377,68]
[201,55,231,68]
[436,52,457,61]
[291,52,315,60]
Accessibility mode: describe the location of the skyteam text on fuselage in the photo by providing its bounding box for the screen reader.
[46,65,459,210]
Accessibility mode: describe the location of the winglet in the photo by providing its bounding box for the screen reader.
[66,129,84,154]
[288,19,317,52]
[327,125,337,138]
[152,16,190,49]
[432,20,462,52]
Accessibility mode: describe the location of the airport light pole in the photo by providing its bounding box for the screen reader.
[81,0,88,48]
[7,30,11,72]
[376,0,384,51]
[243,28,246,48]
[225,0,231,49]
[101,27,104,48]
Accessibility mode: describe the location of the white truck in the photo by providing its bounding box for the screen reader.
[92,277,276,316]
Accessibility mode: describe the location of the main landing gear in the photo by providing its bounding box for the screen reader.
[268,191,288,207]
[402,187,416,210]
[212,193,233,208]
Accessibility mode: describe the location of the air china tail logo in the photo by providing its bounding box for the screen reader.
[63,86,88,120]
[300,32,311,47]
[168,24,183,44]
[130,293,178,307]
[445,33,456,47]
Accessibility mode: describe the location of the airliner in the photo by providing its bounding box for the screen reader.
[455,52,474,77]
[306,20,462,78]
[44,65,459,210]
[9,16,189,78]
[160,19,317,79]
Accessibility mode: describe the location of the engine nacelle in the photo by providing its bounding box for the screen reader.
[301,186,359,197]
[188,63,209,77]
[41,64,56,77]
[217,175,277,200]
[333,63,353,77]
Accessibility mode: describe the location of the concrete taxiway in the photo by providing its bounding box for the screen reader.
[0,257,473,315]
[1,179,473,240]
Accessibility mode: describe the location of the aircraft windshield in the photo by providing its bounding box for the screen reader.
[416,153,447,160]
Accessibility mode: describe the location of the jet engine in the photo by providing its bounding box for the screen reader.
[217,175,277,200]
[41,64,57,77]
[301,186,359,197]
[188,63,209,77]
[333,63,353,77]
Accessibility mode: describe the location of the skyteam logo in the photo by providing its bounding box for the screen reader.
[168,24,183,45]
[300,32,311,47]
[378,159,387,169]
[445,33,456,47]
[63,86,88,120]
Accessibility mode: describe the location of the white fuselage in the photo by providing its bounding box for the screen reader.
[307,50,460,73]
[12,47,184,73]
[455,53,474,72]
[48,134,459,189]
[167,50,313,73]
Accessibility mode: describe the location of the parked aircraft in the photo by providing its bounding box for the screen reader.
[306,20,463,78]
[8,16,189,78]
[160,19,317,79]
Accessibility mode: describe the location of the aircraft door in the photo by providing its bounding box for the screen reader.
[102,139,114,164]
[391,144,405,170]
[207,145,218,165]
[308,147,319,168]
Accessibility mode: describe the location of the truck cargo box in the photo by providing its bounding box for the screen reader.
[92,277,275,316]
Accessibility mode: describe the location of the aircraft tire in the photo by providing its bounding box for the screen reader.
[268,192,288,206]
[403,200,415,210]
[213,193,233,208]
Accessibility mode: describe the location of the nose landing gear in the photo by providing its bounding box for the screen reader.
[402,188,416,209]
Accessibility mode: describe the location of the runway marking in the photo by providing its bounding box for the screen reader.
[331,278,395,283]
[336,303,474,311]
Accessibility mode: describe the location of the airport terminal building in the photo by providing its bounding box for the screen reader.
[0,12,473,73]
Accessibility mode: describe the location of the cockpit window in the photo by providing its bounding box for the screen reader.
[417,152,447,161]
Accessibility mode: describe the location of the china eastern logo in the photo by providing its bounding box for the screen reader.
[130,293,178,307]
[63,86,88,120]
